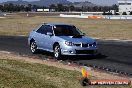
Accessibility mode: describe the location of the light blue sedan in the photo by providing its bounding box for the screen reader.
[28,23,98,59]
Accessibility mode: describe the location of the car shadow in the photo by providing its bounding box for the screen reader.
[34,50,108,61]
[36,50,54,56]
[60,53,108,61]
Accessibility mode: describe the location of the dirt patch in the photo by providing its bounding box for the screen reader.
[0,51,131,82]
[0,51,80,72]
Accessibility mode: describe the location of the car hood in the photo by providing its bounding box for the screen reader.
[57,36,95,44]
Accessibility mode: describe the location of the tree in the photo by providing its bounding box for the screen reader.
[49,4,56,9]
[81,6,84,12]
[63,6,69,12]
[0,5,3,11]
[28,4,32,11]
[19,5,25,11]
[8,3,14,12]
[57,4,64,12]
[69,5,75,11]
[0,3,121,13]
[25,4,32,12]
[93,6,98,12]
[15,5,21,11]
[112,4,118,12]
[102,6,110,12]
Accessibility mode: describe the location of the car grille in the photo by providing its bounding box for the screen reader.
[74,43,93,47]
[76,50,95,54]
[82,44,88,47]
[75,44,81,46]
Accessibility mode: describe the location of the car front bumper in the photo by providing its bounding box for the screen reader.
[61,45,98,56]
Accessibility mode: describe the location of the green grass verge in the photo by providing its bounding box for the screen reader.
[0,59,131,88]
[0,59,82,88]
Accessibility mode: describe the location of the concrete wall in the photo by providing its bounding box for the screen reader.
[60,14,132,19]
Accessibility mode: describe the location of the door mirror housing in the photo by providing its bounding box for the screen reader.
[83,33,86,35]
[47,32,53,36]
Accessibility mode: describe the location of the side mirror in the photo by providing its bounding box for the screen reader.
[83,33,86,35]
[47,32,53,36]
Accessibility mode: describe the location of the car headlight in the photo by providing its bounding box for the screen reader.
[65,41,74,46]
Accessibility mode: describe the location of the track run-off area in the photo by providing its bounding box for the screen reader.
[0,36,132,76]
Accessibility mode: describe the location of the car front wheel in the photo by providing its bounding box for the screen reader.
[54,45,61,59]
[30,41,38,54]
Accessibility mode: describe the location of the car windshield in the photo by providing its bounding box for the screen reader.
[53,25,84,36]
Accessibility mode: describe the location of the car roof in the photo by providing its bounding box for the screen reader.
[44,23,74,26]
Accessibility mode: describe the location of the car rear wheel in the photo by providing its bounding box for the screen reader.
[54,45,61,59]
[30,41,38,54]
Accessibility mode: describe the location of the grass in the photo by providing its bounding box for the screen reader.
[0,58,131,88]
[0,59,82,88]
[0,15,132,39]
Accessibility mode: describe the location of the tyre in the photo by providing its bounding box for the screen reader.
[30,41,38,54]
[54,44,61,59]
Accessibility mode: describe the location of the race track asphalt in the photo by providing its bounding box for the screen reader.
[0,36,132,76]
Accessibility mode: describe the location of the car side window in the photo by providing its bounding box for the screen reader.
[36,25,46,34]
[45,25,53,34]
[36,25,53,35]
